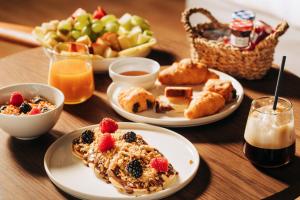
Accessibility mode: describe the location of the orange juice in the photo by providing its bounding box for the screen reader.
[49,59,94,104]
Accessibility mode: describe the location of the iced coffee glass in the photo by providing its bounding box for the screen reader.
[243,96,295,168]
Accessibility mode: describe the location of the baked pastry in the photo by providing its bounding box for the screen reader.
[184,91,225,119]
[158,58,219,85]
[118,87,155,113]
[72,129,96,163]
[155,95,190,113]
[165,86,193,99]
[108,143,178,195]
[203,79,236,102]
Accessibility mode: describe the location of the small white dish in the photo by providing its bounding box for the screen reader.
[44,122,199,200]
[0,83,64,140]
[109,57,160,89]
[107,69,244,127]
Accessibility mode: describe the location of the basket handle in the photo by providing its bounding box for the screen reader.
[271,21,289,39]
[182,7,220,36]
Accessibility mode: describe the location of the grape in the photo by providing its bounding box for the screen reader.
[91,21,104,33]
[140,22,150,30]
[74,21,85,31]
[131,15,145,26]
[143,30,153,36]
[105,21,119,33]
[71,30,81,39]
[76,13,90,24]
[81,26,91,36]
[101,15,117,24]
[58,20,72,31]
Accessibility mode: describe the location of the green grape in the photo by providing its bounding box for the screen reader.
[76,13,90,24]
[143,30,153,36]
[81,26,91,36]
[58,20,72,31]
[140,22,150,30]
[131,15,145,26]
[105,21,119,33]
[71,30,81,39]
[101,15,117,24]
[91,21,104,33]
[74,21,85,31]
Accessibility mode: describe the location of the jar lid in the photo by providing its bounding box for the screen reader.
[232,10,255,21]
[230,20,253,32]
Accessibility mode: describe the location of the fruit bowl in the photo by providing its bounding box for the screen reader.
[33,6,157,72]
[43,38,156,72]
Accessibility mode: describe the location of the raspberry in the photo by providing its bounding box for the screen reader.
[99,118,118,133]
[28,107,41,115]
[150,157,169,172]
[98,133,115,152]
[9,92,24,107]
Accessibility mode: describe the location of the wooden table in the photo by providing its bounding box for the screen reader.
[0,1,300,200]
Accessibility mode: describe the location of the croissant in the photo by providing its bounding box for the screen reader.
[158,58,218,85]
[203,79,236,102]
[184,91,225,119]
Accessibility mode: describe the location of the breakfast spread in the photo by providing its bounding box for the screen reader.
[0,92,55,115]
[72,118,178,195]
[116,58,237,119]
[33,6,155,58]
[158,58,219,85]
[118,87,155,113]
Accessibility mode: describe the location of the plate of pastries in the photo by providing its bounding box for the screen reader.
[107,58,244,127]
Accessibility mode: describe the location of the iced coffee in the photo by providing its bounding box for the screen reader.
[243,97,295,167]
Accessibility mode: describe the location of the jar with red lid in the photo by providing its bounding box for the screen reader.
[229,20,253,48]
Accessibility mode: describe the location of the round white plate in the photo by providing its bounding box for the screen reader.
[107,69,244,127]
[44,122,199,200]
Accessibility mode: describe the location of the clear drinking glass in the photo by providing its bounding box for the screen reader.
[47,42,94,104]
[243,96,295,168]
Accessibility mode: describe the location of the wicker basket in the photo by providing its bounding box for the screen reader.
[182,7,289,80]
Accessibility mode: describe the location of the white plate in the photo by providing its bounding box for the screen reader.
[44,122,199,200]
[107,69,244,127]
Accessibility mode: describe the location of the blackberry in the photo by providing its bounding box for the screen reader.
[146,99,153,108]
[41,107,49,113]
[0,105,7,111]
[132,103,140,113]
[31,96,46,104]
[232,89,237,99]
[19,102,32,114]
[81,130,94,144]
[123,131,137,143]
[127,159,143,178]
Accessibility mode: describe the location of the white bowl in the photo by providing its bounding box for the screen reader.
[109,57,160,89]
[0,83,64,140]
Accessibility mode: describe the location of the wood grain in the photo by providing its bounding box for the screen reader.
[0,0,300,200]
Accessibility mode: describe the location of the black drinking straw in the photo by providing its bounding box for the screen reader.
[273,56,286,110]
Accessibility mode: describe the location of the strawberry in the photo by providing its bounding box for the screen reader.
[9,92,24,107]
[98,133,115,152]
[93,6,106,20]
[150,157,169,172]
[99,118,118,133]
[28,107,41,115]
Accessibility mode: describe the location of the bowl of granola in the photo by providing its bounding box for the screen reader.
[0,83,64,140]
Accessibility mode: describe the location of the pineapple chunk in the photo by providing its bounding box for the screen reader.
[76,35,92,46]
[103,47,118,58]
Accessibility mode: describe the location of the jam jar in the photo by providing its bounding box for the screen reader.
[229,20,253,48]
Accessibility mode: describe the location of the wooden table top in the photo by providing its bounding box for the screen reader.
[0,1,300,200]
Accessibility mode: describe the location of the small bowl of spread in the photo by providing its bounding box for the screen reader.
[109,57,160,89]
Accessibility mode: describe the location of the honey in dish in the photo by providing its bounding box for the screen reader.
[49,59,94,104]
[120,71,149,76]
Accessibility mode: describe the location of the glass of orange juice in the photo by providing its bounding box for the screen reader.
[47,42,94,104]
